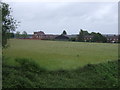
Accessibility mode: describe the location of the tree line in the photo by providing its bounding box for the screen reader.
[77,29,107,43]
[15,31,28,39]
[61,30,107,43]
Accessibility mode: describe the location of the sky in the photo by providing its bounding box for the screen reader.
[3,0,118,35]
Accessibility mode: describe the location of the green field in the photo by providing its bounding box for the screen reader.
[3,39,118,70]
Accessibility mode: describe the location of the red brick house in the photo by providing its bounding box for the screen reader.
[32,31,58,40]
[105,35,118,43]
[84,35,93,42]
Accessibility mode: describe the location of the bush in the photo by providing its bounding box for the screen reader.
[15,58,46,73]
[2,57,119,88]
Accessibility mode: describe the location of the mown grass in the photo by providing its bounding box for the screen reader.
[3,39,118,70]
[2,57,119,88]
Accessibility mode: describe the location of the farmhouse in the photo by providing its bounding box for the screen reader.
[33,31,58,40]
[33,31,45,39]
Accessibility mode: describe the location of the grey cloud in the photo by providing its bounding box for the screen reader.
[7,2,118,34]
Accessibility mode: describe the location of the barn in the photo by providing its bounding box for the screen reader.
[55,35,69,41]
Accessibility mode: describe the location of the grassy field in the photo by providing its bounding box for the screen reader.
[3,39,118,70]
[2,39,119,88]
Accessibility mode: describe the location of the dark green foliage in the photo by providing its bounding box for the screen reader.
[7,32,14,38]
[15,31,20,38]
[77,29,84,42]
[91,32,96,35]
[82,30,89,36]
[91,33,107,43]
[62,30,67,35]
[2,58,46,88]
[77,30,107,43]
[77,29,90,42]
[1,2,18,47]
[21,31,28,39]
[69,37,76,41]
[2,58,119,88]
[15,58,46,73]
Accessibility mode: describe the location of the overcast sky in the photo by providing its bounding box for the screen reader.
[5,1,118,35]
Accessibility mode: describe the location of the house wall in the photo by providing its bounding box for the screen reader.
[32,31,58,40]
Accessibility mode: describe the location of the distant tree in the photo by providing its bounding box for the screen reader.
[16,31,20,38]
[22,31,27,39]
[62,30,67,35]
[91,32,96,36]
[7,32,14,38]
[82,30,89,36]
[1,2,19,47]
[69,37,76,41]
[77,29,84,42]
[91,33,107,43]
[77,29,90,42]
[102,36,107,43]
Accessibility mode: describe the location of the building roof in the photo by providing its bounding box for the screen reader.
[55,35,69,40]
[105,35,118,39]
[67,35,78,38]
[34,31,45,35]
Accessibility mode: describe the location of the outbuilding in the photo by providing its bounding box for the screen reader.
[55,35,69,41]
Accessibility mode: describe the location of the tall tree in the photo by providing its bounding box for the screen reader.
[7,32,14,38]
[91,33,107,43]
[1,2,18,47]
[62,30,67,35]
[22,31,27,39]
[78,29,84,42]
[16,31,20,38]
[82,30,89,36]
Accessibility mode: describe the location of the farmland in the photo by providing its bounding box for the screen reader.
[2,39,119,88]
[3,39,118,70]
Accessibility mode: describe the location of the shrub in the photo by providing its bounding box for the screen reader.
[15,58,46,73]
[2,57,119,88]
